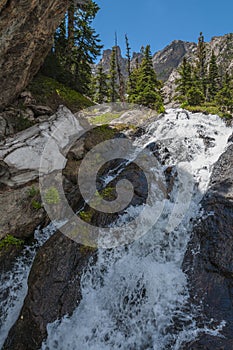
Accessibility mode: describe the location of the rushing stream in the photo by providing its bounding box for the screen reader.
[0,223,57,349]
[1,109,232,349]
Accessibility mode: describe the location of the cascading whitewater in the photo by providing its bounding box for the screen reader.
[41,110,232,350]
[0,223,57,349]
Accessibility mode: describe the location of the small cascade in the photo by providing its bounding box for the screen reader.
[41,110,232,350]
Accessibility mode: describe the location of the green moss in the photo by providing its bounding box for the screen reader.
[29,75,94,113]
[92,124,118,139]
[79,210,92,223]
[89,112,121,125]
[100,187,116,200]
[31,200,42,210]
[0,235,24,250]
[27,186,39,198]
[44,187,60,205]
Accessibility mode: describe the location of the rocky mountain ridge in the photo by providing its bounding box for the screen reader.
[96,34,233,103]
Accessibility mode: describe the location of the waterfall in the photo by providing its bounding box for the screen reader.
[0,223,57,348]
[41,110,232,350]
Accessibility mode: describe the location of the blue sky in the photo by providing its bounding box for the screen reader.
[93,0,233,56]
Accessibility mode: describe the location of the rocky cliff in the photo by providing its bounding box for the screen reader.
[0,0,70,109]
[95,34,233,103]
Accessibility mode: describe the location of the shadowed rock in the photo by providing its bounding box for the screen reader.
[182,144,233,349]
[2,232,97,350]
[0,0,71,108]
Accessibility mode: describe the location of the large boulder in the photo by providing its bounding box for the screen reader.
[0,0,69,109]
[2,232,96,350]
[182,142,233,349]
[0,106,83,241]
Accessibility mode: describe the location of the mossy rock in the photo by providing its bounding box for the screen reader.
[28,75,94,113]
[89,112,121,125]
[185,104,232,120]
[0,235,24,250]
[84,124,122,151]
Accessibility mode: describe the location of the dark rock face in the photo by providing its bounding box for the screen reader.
[182,144,233,349]
[3,232,96,350]
[0,0,69,109]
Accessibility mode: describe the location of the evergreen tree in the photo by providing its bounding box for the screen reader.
[187,86,205,106]
[208,51,219,101]
[54,18,67,63]
[72,1,103,94]
[215,73,233,113]
[196,32,207,96]
[41,0,102,95]
[67,4,75,53]
[125,34,131,80]
[131,45,164,111]
[175,57,193,103]
[127,58,140,103]
[115,33,125,102]
[92,65,109,103]
[109,46,119,102]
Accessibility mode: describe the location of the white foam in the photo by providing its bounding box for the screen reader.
[0,223,56,348]
[42,111,232,350]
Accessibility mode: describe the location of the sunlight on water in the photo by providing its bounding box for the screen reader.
[42,110,232,350]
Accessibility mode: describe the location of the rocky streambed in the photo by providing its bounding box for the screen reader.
[0,105,232,350]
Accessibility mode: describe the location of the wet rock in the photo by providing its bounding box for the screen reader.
[182,144,233,348]
[227,132,233,143]
[2,232,97,350]
[183,335,233,350]
[164,165,178,198]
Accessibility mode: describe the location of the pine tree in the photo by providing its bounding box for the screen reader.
[215,73,233,113]
[109,46,118,102]
[125,34,131,80]
[187,86,205,106]
[72,1,103,94]
[93,65,109,103]
[68,4,75,52]
[115,33,125,102]
[41,0,102,95]
[208,51,219,101]
[54,18,67,62]
[127,58,140,103]
[132,45,164,111]
[196,32,207,96]
[175,57,193,103]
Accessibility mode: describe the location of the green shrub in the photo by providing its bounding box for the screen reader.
[79,210,92,223]
[27,186,39,197]
[185,104,232,119]
[0,235,24,250]
[31,200,42,210]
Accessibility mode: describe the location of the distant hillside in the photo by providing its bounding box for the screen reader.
[95,33,233,103]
